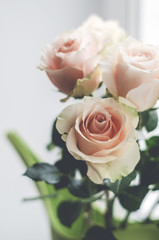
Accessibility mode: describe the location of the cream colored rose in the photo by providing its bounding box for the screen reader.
[101,37,159,112]
[56,97,140,184]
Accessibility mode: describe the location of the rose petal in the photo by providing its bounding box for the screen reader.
[126,79,159,112]
[56,102,84,136]
[118,97,139,128]
[46,65,84,94]
[71,65,102,98]
[76,103,126,150]
[123,41,159,70]
[87,140,140,184]
[76,128,103,155]
[100,45,119,96]
[115,60,159,97]
[66,127,117,163]
[66,123,137,165]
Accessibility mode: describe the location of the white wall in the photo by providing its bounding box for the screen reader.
[103,0,140,38]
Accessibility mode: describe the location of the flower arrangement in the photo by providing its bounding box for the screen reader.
[8,15,159,240]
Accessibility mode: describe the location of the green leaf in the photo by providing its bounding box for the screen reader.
[103,171,137,196]
[152,183,159,191]
[76,161,88,176]
[58,201,82,227]
[56,147,87,176]
[68,178,90,198]
[118,186,148,212]
[51,119,65,148]
[53,176,69,190]
[24,163,63,184]
[135,151,147,171]
[145,110,158,132]
[83,226,117,240]
[146,136,159,158]
[139,111,148,128]
[139,110,158,132]
[68,176,104,199]
[141,160,159,185]
[61,147,87,176]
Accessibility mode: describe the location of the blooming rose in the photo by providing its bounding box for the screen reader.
[101,37,159,112]
[39,15,125,99]
[82,15,125,51]
[56,97,140,184]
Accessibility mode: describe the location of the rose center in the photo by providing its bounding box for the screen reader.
[58,39,79,53]
[86,113,112,135]
[132,48,153,62]
[95,114,106,123]
[79,108,123,143]
[64,40,74,47]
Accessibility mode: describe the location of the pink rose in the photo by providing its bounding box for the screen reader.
[39,15,125,99]
[39,28,102,98]
[56,97,140,184]
[82,15,125,51]
[101,37,159,112]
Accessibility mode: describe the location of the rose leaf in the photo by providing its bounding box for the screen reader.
[68,177,104,199]
[83,226,117,240]
[146,136,159,157]
[145,110,158,132]
[56,146,87,176]
[68,178,90,198]
[103,171,137,196]
[118,185,148,212]
[152,183,159,191]
[24,163,63,184]
[57,201,82,227]
[139,110,158,132]
[141,160,159,185]
[51,118,66,148]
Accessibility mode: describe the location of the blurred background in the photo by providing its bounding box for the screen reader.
[1,0,159,239]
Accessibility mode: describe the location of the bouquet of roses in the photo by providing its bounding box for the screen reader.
[8,15,159,240]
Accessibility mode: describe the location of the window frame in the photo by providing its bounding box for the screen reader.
[102,0,140,38]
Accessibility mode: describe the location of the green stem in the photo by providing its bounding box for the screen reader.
[138,114,143,130]
[105,191,115,230]
[23,193,58,202]
[7,132,41,165]
[120,212,130,229]
[85,203,92,229]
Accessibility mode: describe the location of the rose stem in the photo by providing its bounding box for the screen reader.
[105,190,115,230]
[120,212,131,229]
[86,203,92,228]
